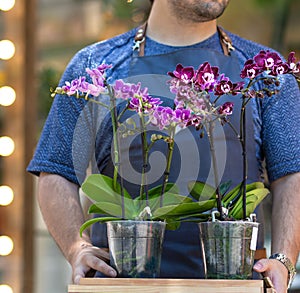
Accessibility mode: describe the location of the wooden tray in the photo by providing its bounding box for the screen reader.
[68,278,275,293]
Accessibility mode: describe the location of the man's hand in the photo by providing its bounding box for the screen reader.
[253,258,289,293]
[37,173,117,284]
[261,172,300,293]
[71,241,117,284]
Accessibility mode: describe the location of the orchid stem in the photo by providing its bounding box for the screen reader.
[160,128,175,207]
[240,98,248,219]
[207,121,224,220]
[139,112,149,209]
[107,84,125,219]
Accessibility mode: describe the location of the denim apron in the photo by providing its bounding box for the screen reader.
[92,26,263,278]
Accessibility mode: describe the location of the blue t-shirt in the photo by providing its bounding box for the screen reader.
[27,27,300,185]
[27,26,300,279]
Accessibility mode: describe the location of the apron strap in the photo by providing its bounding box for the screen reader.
[217,26,235,56]
[133,22,235,57]
[133,22,147,56]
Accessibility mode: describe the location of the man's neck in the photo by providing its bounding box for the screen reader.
[147,2,217,46]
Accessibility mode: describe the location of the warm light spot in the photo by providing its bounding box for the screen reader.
[0,0,15,11]
[0,86,16,106]
[0,236,14,256]
[0,136,15,156]
[0,285,13,293]
[0,185,14,206]
[0,40,15,60]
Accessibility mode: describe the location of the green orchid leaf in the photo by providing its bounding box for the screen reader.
[160,193,193,205]
[91,201,137,220]
[159,210,211,223]
[148,183,180,196]
[174,212,211,221]
[133,183,180,211]
[229,195,258,219]
[81,174,131,205]
[228,187,269,219]
[222,182,242,207]
[150,192,193,213]
[153,199,216,219]
[88,201,138,216]
[88,203,110,215]
[187,181,216,201]
[134,192,192,215]
[222,181,266,207]
[79,216,120,236]
[219,180,232,196]
[136,183,179,202]
[179,217,211,223]
[165,220,181,231]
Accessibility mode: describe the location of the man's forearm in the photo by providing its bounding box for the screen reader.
[38,172,90,263]
[271,172,300,264]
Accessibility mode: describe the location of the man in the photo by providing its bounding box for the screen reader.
[28,1,300,292]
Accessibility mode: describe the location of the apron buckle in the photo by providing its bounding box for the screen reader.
[132,37,145,51]
[223,38,235,52]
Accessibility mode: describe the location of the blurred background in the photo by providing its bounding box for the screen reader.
[0,0,299,293]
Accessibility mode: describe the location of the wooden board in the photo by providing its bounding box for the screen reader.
[68,278,271,293]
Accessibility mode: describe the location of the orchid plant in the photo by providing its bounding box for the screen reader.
[52,50,299,230]
[167,51,300,220]
[53,65,217,230]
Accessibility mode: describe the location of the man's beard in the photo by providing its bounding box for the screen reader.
[167,0,230,23]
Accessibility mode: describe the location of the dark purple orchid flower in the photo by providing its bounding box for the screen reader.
[231,81,245,95]
[186,114,203,130]
[168,64,195,84]
[270,63,289,76]
[195,62,219,91]
[218,102,234,115]
[240,60,260,79]
[214,75,233,96]
[253,50,282,71]
[287,52,300,76]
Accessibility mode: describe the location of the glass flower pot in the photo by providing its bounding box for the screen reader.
[106,220,166,278]
[199,220,259,279]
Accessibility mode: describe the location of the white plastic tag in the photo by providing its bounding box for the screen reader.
[250,226,258,251]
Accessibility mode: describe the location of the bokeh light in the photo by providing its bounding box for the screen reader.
[0,40,15,60]
[0,285,13,293]
[0,235,14,256]
[0,0,15,11]
[0,185,14,206]
[0,136,15,156]
[0,86,16,106]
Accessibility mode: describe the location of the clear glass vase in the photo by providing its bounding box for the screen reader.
[199,220,259,279]
[106,220,166,278]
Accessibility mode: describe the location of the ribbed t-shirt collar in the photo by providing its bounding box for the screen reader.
[144,31,223,56]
